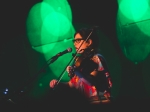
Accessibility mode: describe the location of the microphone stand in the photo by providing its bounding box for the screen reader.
[1,54,61,105]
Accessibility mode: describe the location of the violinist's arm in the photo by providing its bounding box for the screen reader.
[49,80,71,92]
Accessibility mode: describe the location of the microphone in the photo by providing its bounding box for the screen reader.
[56,47,72,57]
[50,48,72,62]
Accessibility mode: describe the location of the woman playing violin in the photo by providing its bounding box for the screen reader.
[49,26,112,104]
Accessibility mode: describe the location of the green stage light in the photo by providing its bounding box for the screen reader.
[137,17,150,37]
[118,0,150,37]
[119,0,149,21]
[26,0,74,53]
[41,12,72,50]
[117,0,150,63]
[26,0,75,99]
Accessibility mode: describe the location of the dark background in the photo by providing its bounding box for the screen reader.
[0,0,150,110]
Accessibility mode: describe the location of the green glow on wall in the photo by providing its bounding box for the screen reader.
[26,0,74,53]
[117,0,150,63]
[118,0,150,37]
[119,0,149,21]
[137,18,150,37]
[26,0,75,99]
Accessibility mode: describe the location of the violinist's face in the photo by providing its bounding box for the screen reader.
[73,33,92,54]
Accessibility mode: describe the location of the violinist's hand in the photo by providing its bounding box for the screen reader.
[49,79,58,88]
[66,66,74,78]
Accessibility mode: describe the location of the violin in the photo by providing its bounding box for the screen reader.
[67,48,98,79]
[73,48,95,68]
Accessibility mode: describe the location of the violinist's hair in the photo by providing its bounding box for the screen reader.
[74,26,100,50]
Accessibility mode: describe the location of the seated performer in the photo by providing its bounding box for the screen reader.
[49,26,113,105]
